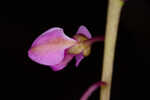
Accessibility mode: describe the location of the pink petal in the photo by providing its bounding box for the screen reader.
[51,52,74,71]
[80,82,106,100]
[75,53,84,67]
[76,25,92,39]
[28,27,76,66]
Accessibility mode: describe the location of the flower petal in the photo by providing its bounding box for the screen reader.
[80,81,106,100]
[28,27,76,66]
[76,25,92,39]
[51,52,74,71]
[75,25,92,67]
[75,53,84,67]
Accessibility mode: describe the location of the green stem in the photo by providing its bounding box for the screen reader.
[100,0,124,100]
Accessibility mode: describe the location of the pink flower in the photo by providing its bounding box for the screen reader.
[28,25,104,71]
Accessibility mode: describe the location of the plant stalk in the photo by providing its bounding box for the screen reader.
[100,0,124,100]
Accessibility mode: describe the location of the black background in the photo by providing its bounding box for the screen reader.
[1,0,150,100]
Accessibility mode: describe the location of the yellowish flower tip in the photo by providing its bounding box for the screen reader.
[68,34,91,57]
[83,46,91,57]
[73,34,88,42]
[68,43,85,55]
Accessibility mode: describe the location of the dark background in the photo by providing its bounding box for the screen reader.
[0,0,150,100]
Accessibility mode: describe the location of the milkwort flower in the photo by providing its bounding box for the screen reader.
[28,25,104,71]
